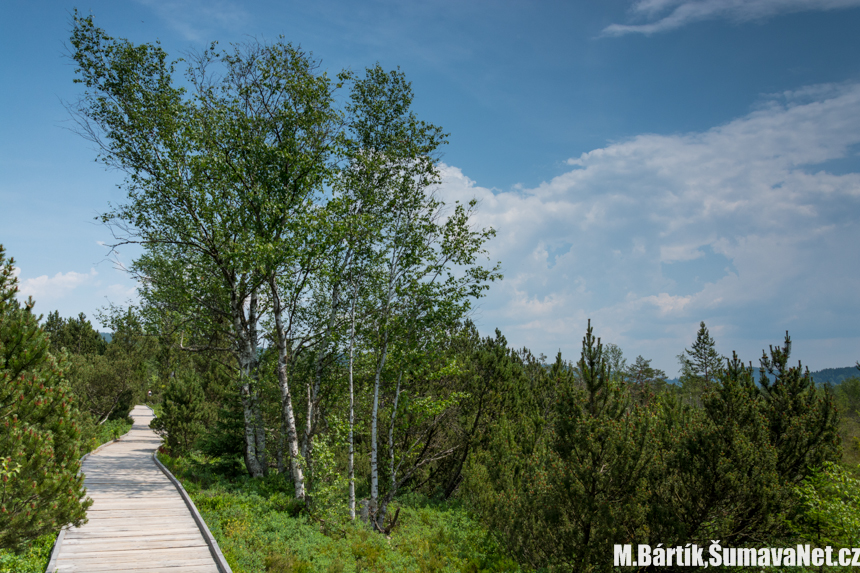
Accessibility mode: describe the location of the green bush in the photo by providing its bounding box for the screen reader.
[158,452,523,573]
[792,461,860,547]
[151,372,210,454]
[0,532,54,573]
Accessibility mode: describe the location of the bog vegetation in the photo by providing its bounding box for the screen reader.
[1,12,860,573]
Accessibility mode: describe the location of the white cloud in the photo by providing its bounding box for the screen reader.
[135,0,251,41]
[16,269,98,301]
[438,82,860,372]
[99,283,139,302]
[604,0,860,36]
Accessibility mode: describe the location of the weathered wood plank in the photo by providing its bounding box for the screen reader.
[47,406,226,573]
[65,528,205,539]
[53,558,219,572]
[62,533,204,545]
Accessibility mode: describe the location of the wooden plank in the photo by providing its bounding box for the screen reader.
[53,558,219,572]
[78,508,195,517]
[62,533,204,545]
[59,540,211,554]
[47,405,226,573]
[65,528,205,539]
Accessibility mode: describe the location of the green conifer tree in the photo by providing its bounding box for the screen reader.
[625,354,669,401]
[758,332,840,482]
[150,372,208,454]
[648,352,784,550]
[548,320,651,571]
[468,321,651,572]
[43,312,106,357]
[0,246,90,550]
[677,321,725,406]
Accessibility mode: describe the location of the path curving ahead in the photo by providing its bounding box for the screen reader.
[48,406,224,573]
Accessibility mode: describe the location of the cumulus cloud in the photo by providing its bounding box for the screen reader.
[604,0,860,36]
[438,82,860,371]
[17,269,98,301]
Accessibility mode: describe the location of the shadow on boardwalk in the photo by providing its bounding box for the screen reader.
[47,405,225,573]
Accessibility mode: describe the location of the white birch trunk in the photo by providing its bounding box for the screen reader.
[370,251,399,528]
[232,289,265,478]
[248,291,267,474]
[348,279,357,520]
[303,268,346,462]
[269,277,306,499]
[388,369,403,494]
[369,333,387,522]
[380,368,404,527]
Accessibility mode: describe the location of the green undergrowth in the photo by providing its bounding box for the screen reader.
[0,417,133,573]
[85,417,134,452]
[0,532,55,573]
[158,452,522,573]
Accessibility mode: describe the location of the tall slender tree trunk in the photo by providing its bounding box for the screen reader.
[348,334,356,520]
[270,277,305,499]
[302,266,347,463]
[347,273,360,521]
[232,288,266,478]
[369,332,388,526]
[370,254,398,529]
[248,290,267,474]
[381,368,404,527]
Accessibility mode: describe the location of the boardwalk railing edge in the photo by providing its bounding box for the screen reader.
[44,410,139,573]
[141,404,233,572]
[153,451,234,573]
[143,402,234,573]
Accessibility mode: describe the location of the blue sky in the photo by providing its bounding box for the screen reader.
[2,0,860,374]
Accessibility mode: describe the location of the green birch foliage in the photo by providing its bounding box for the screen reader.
[0,246,90,550]
[69,11,344,478]
[792,461,860,548]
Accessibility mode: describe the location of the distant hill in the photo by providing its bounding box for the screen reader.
[666,366,858,387]
[100,332,112,344]
[811,366,859,386]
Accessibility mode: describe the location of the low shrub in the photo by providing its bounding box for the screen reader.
[158,452,522,573]
[0,533,55,573]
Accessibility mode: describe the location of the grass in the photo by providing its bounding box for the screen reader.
[0,416,134,573]
[158,451,523,573]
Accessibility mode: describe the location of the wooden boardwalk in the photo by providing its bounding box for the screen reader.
[48,405,225,573]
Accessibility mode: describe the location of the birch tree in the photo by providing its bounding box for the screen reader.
[339,66,500,530]
[69,14,340,478]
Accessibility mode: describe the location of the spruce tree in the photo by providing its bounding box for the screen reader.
[0,246,90,550]
[677,321,724,405]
